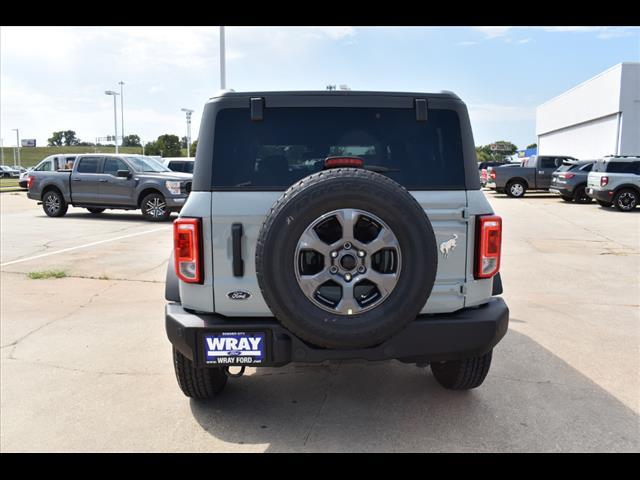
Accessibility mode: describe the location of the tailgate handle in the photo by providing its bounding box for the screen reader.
[231,223,244,277]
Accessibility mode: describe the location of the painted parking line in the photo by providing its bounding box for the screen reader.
[0,226,171,267]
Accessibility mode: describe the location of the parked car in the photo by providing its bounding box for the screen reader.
[162,157,194,174]
[27,153,192,221]
[18,168,33,188]
[586,155,640,211]
[478,161,507,186]
[165,89,508,399]
[1,165,21,178]
[549,160,595,203]
[487,155,577,197]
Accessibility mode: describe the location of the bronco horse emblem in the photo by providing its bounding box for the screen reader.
[439,234,458,259]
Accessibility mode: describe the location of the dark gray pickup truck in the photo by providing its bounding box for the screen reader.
[487,155,577,198]
[27,153,192,221]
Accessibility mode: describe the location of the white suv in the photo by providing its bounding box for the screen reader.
[587,156,640,211]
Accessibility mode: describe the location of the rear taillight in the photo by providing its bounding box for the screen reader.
[600,176,609,187]
[475,215,502,279]
[489,171,496,179]
[173,218,202,283]
[27,175,34,189]
[559,173,575,180]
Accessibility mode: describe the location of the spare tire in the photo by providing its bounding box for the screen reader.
[255,168,438,349]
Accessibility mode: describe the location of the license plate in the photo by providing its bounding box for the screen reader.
[203,331,266,365]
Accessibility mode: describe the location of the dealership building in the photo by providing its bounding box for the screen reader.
[536,62,640,160]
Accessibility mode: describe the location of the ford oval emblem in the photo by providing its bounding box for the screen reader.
[227,291,251,300]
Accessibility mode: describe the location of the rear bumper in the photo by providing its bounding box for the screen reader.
[586,187,612,202]
[549,186,572,197]
[166,297,509,367]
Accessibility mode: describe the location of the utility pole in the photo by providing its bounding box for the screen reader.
[220,26,226,89]
[12,129,20,167]
[105,91,119,154]
[181,108,194,157]
[118,81,125,147]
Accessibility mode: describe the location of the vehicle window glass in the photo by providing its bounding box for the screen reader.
[580,163,593,172]
[103,158,129,175]
[606,161,637,174]
[211,107,466,189]
[540,157,557,169]
[125,156,170,172]
[183,162,194,174]
[557,164,574,172]
[76,157,101,174]
[168,162,183,172]
[36,161,52,171]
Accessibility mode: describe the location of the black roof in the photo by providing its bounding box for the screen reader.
[209,89,461,101]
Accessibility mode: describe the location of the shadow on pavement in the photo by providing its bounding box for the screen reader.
[189,330,638,452]
[42,211,178,222]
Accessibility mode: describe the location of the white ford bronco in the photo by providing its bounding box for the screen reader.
[165,90,509,399]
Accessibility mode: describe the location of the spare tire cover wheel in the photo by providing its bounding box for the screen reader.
[255,169,438,349]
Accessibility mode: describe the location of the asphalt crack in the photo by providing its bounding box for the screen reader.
[1,282,117,358]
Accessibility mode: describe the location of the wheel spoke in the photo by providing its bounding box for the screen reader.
[298,229,330,257]
[297,270,333,297]
[366,227,399,255]
[334,209,359,241]
[367,270,399,297]
[335,281,360,315]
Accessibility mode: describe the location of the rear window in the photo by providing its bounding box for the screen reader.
[211,107,465,189]
[76,157,100,173]
[557,164,577,172]
[605,161,639,174]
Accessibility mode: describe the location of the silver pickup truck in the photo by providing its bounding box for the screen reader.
[487,155,576,198]
[27,153,192,221]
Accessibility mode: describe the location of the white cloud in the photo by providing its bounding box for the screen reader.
[474,27,512,39]
[468,103,536,123]
[0,26,357,146]
[540,26,638,39]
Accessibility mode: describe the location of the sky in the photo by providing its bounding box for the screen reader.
[1,26,639,150]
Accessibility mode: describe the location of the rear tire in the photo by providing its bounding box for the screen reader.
[431,350,493,390]
[173,347,228,399]
[573,185,592,204]
[87,208,105,215]
[141,192,171,221]
[597,200,612,208]
[613,188,638,212]
[506,180,526,198]
[42,190,68,217]
[561,195,573,203]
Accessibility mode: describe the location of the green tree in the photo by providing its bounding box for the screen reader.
[144,141,160,156]
[476,141,518,163]
[47,131,65,146]
[123,134,141,147]
[189,140,198,157]
[62,130,80,146]
[527,143,537,149]
[155,134,182,157]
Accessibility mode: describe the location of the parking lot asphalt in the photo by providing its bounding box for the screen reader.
[1,191,638,452]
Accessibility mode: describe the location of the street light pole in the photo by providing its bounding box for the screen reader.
[181,108,194,157]
[220,26,226,89]
[118,81,125,147]
[12,129,20,167]
[105,90,119,154]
